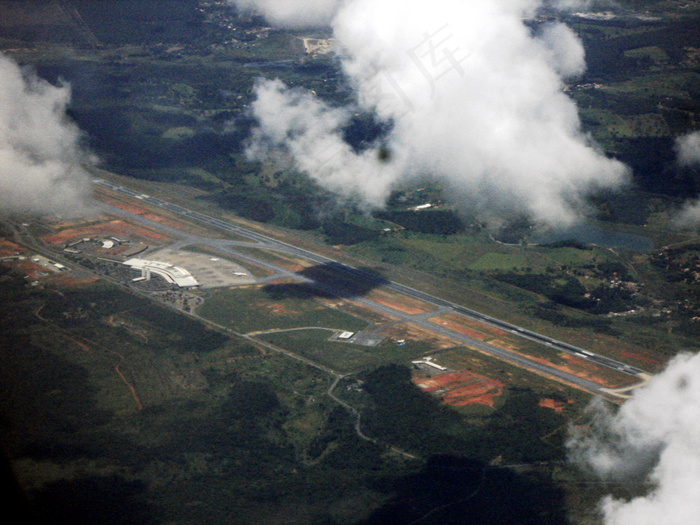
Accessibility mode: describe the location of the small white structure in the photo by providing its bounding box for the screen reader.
[337,331,355,340]
[124,258,199,288]
[411,357,447,372]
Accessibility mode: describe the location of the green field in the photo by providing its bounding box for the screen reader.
[259,329,434,373]
[198,286,370,333]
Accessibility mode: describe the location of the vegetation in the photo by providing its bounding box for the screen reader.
[0,268,582,523]
[2,2,700,523]
[359,365,567,462]
[198,285,370,333]
[373,210,466,235]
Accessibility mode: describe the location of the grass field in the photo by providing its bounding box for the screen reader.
[260,330,382,372]
[198,286,370,334]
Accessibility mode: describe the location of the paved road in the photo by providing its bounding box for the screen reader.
[93,178,648,393]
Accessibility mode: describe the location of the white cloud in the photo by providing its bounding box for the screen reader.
[228,0,342,28]
[244,0,630,227]
[675,130,700,167]
[672,198,700,230]
[568,352,700,525]
[246,78,404,206]
[545,0,613,12]
[0,52,94,216]
[536,22,587,79]
[670,131,700,229]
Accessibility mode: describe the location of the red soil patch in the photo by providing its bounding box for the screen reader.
[414,370,505,408]
[285,264,309,272]
[371,296,427,315]
[619,350,662,368]
[451,333,637,391]
[263,302,299,315]
[102,200,153,216]
[487,339,519,352]
[441,313,507,337]
[0,242,98,286]
[367,289,434,315]
[97,192,224,237]
[332,298,399,325]
[384,322,457,349]
[0,239,24,257]
[48,273,100,287]
[140,212,183,229]
[42,219,171,244]
[429,313,510,343]
[103,199,181,229]
[10,259,48,280]
[428,316,490,340]
[257,255,311,273]
[521,353,636,389]
[539,398,573,412]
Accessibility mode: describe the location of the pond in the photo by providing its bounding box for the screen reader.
[535,222,654,252]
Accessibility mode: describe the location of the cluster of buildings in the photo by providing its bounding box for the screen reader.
[124,258,199,288]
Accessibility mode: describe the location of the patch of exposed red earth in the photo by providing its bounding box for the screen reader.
[0,241,98,285]
[428,313,512,342]
[444,313,507,336]
[0,239,22,255]
[103,199,184,230]
[42,219,171,244]
[619,350,662,369]
[367,289,434,315]
[428,316,491,340]
[262,302,300,315]
[437,323,639,390]
[0,242,43,278]
[538,398,574,412]
[387,323,458,349]
[285,263,309,272]
[521,353,637,389]
[48,273,100,287]
[414,370,505,407]
[11,259,51,280]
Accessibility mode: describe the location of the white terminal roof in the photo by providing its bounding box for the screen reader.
[124,258,199,287]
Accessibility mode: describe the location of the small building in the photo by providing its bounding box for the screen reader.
[411,358,447,372]
[337,331,355,340]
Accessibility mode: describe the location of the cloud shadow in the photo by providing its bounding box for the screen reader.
[263,262,390,300]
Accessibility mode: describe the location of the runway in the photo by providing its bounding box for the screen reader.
[94,178,649,395]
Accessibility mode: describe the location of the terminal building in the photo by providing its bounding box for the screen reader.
[123,258,199,288]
